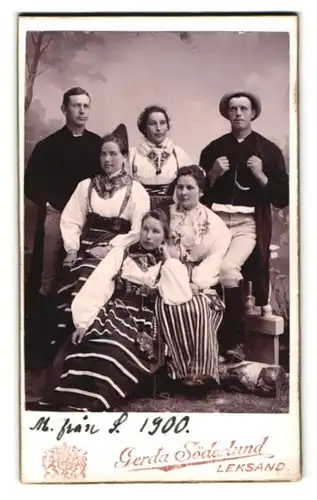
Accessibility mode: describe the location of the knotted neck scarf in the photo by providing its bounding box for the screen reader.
[126,242,163,272]
[137,137,176,175]
[91,167,132,199]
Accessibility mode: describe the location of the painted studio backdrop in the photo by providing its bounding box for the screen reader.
[24,30,290,363]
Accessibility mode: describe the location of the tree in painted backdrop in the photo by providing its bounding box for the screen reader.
[25,31,193,113]
[24,31,108,162]
[25,31,107,113]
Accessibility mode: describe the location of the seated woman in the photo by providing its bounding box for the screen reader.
[39,209,191,411]
[155,165,232,388]
[56,124,150,341]
[129,105,192,212]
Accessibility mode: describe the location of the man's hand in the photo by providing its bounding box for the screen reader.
[209,157,230,186]
[64,250,77,267]
[246,155,268,186]
[72,328,86,345]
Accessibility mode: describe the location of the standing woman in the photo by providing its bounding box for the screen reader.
[156,165,231,388]
[56,124,150,343]
[129,105,192,212]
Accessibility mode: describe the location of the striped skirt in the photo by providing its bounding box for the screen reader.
[43,295,160,411]
[56,217,129,341]
[155,291,224,383]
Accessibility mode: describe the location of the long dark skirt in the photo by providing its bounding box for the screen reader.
[155,291,224,383]
[149,194,173,214]
[142,184,174,216]
[42,295,162,411]
[56,215,129,341]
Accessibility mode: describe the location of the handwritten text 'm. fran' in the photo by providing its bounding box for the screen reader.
[29,416,100,441]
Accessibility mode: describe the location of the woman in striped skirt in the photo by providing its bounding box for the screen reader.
[39,209,191,411]
[55,124,150,347]
[155,165,232,387]
[129,105,192,213]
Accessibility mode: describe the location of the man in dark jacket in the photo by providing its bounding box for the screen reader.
[25,86,101,297]
[24,87,101,368]
[199,91,289,362]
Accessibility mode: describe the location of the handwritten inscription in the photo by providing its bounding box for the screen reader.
[29,413,189,441]
[30,415,100,441]
[108,412,128,434]
[107,413,190,435]
[139,416,190,435]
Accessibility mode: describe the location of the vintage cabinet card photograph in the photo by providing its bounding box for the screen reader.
[19,12,300,483]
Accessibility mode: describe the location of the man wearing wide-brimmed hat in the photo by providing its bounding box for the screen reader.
[199,91,289,362]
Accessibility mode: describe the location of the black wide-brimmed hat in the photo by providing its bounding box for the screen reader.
[112,123,129,155]
[219,91,262,120]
